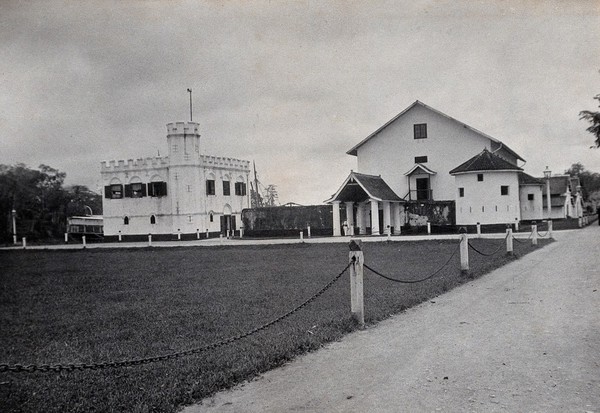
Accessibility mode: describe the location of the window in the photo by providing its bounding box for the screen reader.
[223,181,231,196]
[459,187,464,197]
[477,174,484,182]
[125,183,146,198]
[188,215,193,223]
[150,215,156,224]
[104,184,124,199]
[172,144,178,153]
[206,180,215,195]
[209,213,214,222]
[527,193,534,201]
[414,123,427,139]
[235,182,247,196]
[501,185,509,196]
[414,156,428,163]
[148,182,168,197]
[124,216,129,225]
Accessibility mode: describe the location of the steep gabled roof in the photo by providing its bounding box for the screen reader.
[404,164,437,176]
[325,172,402,203]
[449,149,523,175]
[346,100,524,162]
[518,172,544,186]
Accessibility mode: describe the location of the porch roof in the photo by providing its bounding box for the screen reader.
[325,172,403,203]
[404,163,437,176]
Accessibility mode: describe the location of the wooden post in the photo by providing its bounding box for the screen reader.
[118,231,122,242]
[64,233,68,243]
[82,235,86,249]
[459,233,469,272]
[196,228,200,240]
[307,224,311,238]
[177,229,181,241]
[515,219,519,232]
[532,224,538,246]
[506,228,513,254]
[349,239,364,328]
[240,226,244,238]
[476,222,481,236]
[205,229,209,239]
[548,220,553,239]
[300,231,304,242]
[22,237,26,249]
[148,234,152,247]
[427,222,431,235]
[387,225,391,241]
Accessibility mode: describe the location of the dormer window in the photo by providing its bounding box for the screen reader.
[414,156,428,163]
[414,123,427,139]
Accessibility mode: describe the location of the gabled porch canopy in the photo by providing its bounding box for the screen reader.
[325,172,402,204]
[404,163,437,177]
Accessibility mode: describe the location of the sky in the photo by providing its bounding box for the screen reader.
[1,0,599,205]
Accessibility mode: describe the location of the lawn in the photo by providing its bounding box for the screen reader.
[0,238,550,412]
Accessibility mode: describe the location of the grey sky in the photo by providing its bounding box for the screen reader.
[1,0,599,205]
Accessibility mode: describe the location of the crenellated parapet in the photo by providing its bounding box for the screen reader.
[200,155,250,171]
[167,121,200,136]
[101,156,170,172]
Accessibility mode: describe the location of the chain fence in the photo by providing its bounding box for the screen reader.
[0,263,351,374]
[363,243,460,284]
[467,233,509,257]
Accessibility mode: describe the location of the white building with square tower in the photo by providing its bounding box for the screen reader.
[101,122,250,239]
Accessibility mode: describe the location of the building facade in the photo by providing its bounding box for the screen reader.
[101,122,250,238]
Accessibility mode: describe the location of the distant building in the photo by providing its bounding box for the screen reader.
[101,122,250,238]
[540,175,584,220]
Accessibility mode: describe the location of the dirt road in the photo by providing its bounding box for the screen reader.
[183,227,600,413]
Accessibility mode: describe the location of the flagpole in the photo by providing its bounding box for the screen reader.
[187,88,193,122]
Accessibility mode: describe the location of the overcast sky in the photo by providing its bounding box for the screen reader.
[1,0,599,205]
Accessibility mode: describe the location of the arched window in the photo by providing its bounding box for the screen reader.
[124,216,129,225]
[150,215,156,224]
[209,212,214,222]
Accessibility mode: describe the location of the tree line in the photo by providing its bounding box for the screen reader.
[0,164,102,243]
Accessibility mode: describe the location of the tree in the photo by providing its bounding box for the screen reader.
[579,94,600,148]
[565,162,600,204]
[263,184,279,207]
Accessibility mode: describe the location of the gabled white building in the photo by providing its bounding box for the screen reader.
[101,122,250,238]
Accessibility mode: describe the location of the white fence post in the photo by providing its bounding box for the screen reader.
[506,228,513,254]
[387,225,391,241]
[515,219,519,232]
[118,231,122,242]
[177,229,181,241]
[476,222,481,237]
[22,237,26,249]
[64,233,68,243]
[196,228,200,240]
[82,235,86,249]
[427,222,431,235]
[307,224,311,238]
[148,234,152,247]
[349,239,364,328]
[205,229,209,239]
[240,226,244,238]
[548,220,553,239]
[300,231,304,242]
[219,234,223,245]
[459,233,469,272]
[532,223,538,246]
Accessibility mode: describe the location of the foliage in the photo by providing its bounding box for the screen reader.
[579,94,600,148]
[565,162,600,201]
[0,164,101,242]
[0,239,550,412]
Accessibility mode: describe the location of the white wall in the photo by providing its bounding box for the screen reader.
[356,104,509,201]
[519,184,544,221]
[454,171,520,225]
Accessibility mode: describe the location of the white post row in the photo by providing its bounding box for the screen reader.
[532,223,538,246]
[506,228,513,254]
[459,233,469,272]
[349,239,365,328]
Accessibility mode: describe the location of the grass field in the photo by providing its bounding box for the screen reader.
[0,238,550,412]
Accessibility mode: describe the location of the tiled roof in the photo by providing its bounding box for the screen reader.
[518,172,543,185]
[449,149,523,175]
[541,175,575,197]
[325,172,402,203]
